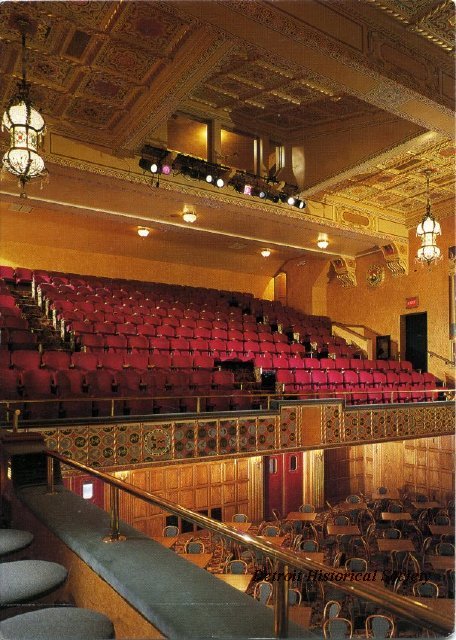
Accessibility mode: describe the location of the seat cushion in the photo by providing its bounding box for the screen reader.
[0,607,115,639]
[0,560,67,605]
[0,529,33,556]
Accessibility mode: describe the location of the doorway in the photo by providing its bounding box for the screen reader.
[263,453,303,519]
[402,312,428,372]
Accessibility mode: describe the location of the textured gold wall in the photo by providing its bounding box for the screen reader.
[0,204,273,299]
[285,216,455,379]
[325,434,454,504]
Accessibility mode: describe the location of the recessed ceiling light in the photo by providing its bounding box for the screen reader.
[261,248,271,258]
[137,227,150,237]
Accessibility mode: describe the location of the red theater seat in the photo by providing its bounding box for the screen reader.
[11,350,41,370]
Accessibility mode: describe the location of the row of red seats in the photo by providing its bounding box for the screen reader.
[0,350,216,372]
[0,367,250,419]
[2,349,413,376]
[253,355,411,371]
[276,369,438,404]
[0,266,33,286]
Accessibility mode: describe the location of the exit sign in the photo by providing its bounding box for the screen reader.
[406,296,419,309]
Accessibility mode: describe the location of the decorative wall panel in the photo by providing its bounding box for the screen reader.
[38,413,287,470]
[320,402,454,446]
[112,457,254,537]
[37,401,453,471]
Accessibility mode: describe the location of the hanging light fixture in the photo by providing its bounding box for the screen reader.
[260,248,271,258]
[416,170,441,266]
[1,23,47,197]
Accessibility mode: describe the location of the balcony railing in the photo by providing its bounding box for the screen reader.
[43,450,453,638]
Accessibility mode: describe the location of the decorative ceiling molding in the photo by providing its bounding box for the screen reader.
[113,27,233,154]
[303,131,442,197]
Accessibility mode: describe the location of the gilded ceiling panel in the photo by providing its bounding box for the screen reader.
[22,50,80,90]
[63,97,120,128]
[0,6,62,54]
[27,85,67,118]
[77,72,137,107]
[42,1,118,31]
[91,41,159,83]
[110,2,191,52]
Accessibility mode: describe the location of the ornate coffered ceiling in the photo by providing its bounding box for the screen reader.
[0,0,454,273]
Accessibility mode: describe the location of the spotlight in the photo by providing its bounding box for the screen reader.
[161,164,172,175]
[279,193,288,203]
[206,173,214,184]
[216,177,225,188]
[259,189,267,199]
[137,227,150,237]
[294,199,306,209]
[268,193,280,203]
[243,184,252,195]
[150,162,159,174]
[139,158,153,172]
[287,196,296,206]
[261,248,271,258]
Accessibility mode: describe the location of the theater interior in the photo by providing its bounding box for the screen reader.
[0,1,454,638]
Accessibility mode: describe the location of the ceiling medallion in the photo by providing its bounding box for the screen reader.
[366,264,385,287]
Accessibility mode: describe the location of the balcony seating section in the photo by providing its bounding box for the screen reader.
[0,266,444,420]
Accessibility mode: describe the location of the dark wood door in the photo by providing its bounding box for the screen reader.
[404,312,428,372]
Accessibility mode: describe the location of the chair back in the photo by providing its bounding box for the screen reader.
[334,515,350,526]
[227,559,248,574]
[378,487,388,495]
[365,614,395,638]
[323,600,341,622]
[412,580,439,598]
[253,580,273,605]
[263,525,280,537]
[387,502,403,513]
[436,542,455,556]
[288,588,302,606]
[323,617,353,639]
[299,504,315,513]
[383,527,401,539]
[434,514,451,526]
[346,495,361,504]
[345,557,367,572]
[185,540,205,554]
[232,513,249,523]
[163,525,179,537]
[300,539,319,552]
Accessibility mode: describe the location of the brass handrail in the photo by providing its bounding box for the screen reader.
[0,387,451,424]
[428,351,455,368]
[46,450,453,637]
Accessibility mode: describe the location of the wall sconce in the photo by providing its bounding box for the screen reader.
[317,233,329,249]
[182,205,197,223]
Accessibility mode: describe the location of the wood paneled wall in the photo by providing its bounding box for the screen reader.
[112,457,261,537]
[324,435,454,503]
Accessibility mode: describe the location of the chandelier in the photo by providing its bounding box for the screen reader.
[416,170,441,266]
[1,24,47,197]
